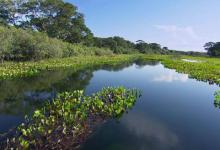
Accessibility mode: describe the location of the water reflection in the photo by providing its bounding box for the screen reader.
[134,59,160,68]
[122,113,179,149]
[82,112,180,150]
[81,61,220,150]
[1,59,220,150]
[0,61,141,134]
[0,70,91,115]
[153,70,188,83]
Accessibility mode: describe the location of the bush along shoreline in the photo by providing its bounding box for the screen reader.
[3,87,141,149]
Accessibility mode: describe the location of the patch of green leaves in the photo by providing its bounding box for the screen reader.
[7,87,140,149]
[214,90,220,108]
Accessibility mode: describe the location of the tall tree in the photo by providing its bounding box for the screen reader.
[204,42,220,57]
[0,0,18,26]
[149,43,161,50]
[0,0,93,44]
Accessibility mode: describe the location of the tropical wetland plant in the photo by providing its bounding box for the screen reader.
[214,90,220,108]
[1,54,220,86]
[139,55,220,85]
[0,55,140,80]
[4,87,141,149]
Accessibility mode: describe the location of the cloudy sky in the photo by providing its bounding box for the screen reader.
[66,0,220,51]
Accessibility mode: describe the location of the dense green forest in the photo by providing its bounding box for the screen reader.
[0,0,216,62]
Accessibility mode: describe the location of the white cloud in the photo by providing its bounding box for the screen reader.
[154,25,205,51]
[155,25,199,40]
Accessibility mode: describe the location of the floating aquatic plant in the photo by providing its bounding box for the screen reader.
[1,54,220,86]
[214,90,220,108]
[0,55,139,80]
[5,87,140,149]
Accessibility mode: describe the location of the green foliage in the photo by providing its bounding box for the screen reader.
[0,54,138,79]
[0,0,93,44]
[7,87,140,149]
[93,36,139,54]
[204,42,220,57]
[0,26,113,61]
[163,57,220,85]
[0,0,207,58]
[0,0,17,26]
[1,52,219,84]
[140,55,220,85]
[214,91,220,108]
[135,40,166,54]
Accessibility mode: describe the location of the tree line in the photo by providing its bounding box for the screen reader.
[0,0,93,45]
[0,26,113,62]
[0,0,211,62]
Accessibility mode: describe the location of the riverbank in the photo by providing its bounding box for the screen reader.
[0,55,139,79]
[1,54,220,85]
[140,55,220,85]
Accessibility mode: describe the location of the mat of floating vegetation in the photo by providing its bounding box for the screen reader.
[214,90,220,108]
[3,87,140,149]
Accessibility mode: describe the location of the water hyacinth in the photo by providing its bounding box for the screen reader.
[139,55,220,85]
[5,87,140,149]
[0,55,139,80]
[214,90,220,108]
[2,54,220,86]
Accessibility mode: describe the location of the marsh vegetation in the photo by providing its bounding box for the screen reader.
[4,87,140,149]
[1,0,220,149]
[0,56,220,149]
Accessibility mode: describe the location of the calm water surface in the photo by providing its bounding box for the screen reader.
[0,60,220,150]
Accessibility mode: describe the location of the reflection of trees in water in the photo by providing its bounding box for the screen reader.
[99,62,133,72]
[0,58,160,135]
[52,69,94,93]
[135,59,159,68]
[0,61,140,116]
[0,69,93,116]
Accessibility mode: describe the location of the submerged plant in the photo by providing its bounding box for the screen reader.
[5,87,140,149]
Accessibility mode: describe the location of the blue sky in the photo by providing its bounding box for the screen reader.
[66,0,220,51]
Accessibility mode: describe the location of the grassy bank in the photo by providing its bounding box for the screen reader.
[1,54,220,86]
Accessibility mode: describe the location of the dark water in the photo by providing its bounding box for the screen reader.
[0,60,220,150]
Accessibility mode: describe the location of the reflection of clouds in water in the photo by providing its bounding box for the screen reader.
[122,113,179,149]
[153,71,188,82]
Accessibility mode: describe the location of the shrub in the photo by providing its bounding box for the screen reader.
[0,26,113,61]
